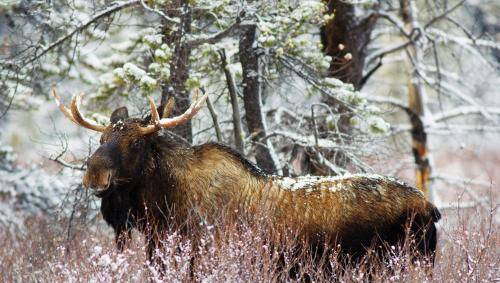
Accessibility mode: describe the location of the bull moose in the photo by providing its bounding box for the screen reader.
[52,88,440,272]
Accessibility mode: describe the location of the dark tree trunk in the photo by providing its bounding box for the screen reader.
[320,0,378,90]
[291,1,379,176]
[161,0,193,142]
[239,23,277,174]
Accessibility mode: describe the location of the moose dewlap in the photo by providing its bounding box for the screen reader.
[52,87,440,269]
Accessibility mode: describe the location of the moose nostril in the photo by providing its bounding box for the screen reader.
[82,169,114,190]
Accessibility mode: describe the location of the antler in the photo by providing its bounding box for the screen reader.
[139,89,208,135]
[52,87,107,132]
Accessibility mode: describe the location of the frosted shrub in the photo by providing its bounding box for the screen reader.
[0,206,498,282]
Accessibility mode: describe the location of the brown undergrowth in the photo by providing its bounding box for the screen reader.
[0,205,498,283]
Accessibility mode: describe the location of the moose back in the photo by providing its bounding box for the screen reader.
[52,88,441,267]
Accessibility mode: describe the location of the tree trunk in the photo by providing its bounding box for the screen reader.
[219,49,244,153]
[239,23,278,174]
[400,0,433,200]
[321,0,378,89]
[291,1,379,176]
[161,0,193,142]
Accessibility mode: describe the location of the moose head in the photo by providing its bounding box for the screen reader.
[52,88,208,196]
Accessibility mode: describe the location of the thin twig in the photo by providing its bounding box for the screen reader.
[218,49,244,153]
[25,0,140,64]
[424,0,466,29]
[139,0,180,24]
[187,16,242,47]
[205,96,223,142]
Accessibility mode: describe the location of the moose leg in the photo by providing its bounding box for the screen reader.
[410,214,439,266]
[115,226,132,251]
[146,233,166,272]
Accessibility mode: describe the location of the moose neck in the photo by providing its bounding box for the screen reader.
[153,139,270,219]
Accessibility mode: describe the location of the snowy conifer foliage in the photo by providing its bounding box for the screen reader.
[2,0,387,170]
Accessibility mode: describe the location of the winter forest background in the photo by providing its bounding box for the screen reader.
[0,0,498,281]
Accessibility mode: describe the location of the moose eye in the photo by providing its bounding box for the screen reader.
[131,139,144,149]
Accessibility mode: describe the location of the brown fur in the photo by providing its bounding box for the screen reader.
[81,113,440,272]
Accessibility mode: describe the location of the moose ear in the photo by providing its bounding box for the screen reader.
[162,97,175,118]
[110,107,129,123]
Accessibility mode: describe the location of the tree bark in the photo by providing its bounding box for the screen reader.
[239,23,278,174]
[161,0,193,142]
[321,0,378,90]
[400,0,432,200]
[291,1,379,176]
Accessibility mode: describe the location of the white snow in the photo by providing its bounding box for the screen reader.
[273,173,408,192]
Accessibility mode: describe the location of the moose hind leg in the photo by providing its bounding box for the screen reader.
[412,219,438,265]
[115,226,132,251]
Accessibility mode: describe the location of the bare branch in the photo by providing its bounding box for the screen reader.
[187,16,242,47]
[205,96,223,142]
[309,147,347,175]
[375,10,410,37]
[365,96,409,111]
[264,130,356,150]
[432,174,494,188]
[48,137,86,171]
[218,49,244,153]
[393,124,500,134]
[424,0,466,29]
[432,174,492,211]
[365,40,412,66]
[139,0,180,24]
[433,106,500,123]
[427,28,500,52]
[50,156,86,171]
[276,54,354,111]
[25,0,140,64]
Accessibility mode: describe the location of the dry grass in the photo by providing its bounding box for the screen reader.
[0,206,498,283]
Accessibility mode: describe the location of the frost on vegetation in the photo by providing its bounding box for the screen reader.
[123,63,147,81]
[112,67,126,81]
[319,78,390,135]
[87,28,108,40]
[0,143,78,231]
[91,113,111,125]
[139,75,158,91]
[41,63,61,75]
[367,116,391,134]
[0,1,20,11]
[142,29,163,49]
[82,54,106,72]
[10,87,44,110]
[0,145,16,171]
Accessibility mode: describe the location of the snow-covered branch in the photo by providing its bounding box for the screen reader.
[25,0,140,64]
[365,40,412,66]
[393,124,500,134]
[264,130,354,150]
[365,96,409,111]
[432,106,500,123]
[276,54,354,111]
[139,0,180,24]
[187,16,243,47]
[427,28,500,51]
[423,0,466,29]
[375,10,410,38]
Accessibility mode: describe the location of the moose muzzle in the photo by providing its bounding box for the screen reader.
[83,168,114,193]
[83,146,117,194]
